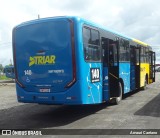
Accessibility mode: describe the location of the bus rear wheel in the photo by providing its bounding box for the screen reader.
[110,82,122,105]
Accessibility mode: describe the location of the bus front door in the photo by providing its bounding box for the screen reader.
[130,46,136,90]
[135,47,141,89]
[149,51,156,83]
[102,38,120,101]
[102,37,109,101]
[108,40,120,98]
[130,46,140,90]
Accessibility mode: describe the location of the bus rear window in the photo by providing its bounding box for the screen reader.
[83,27,100,62]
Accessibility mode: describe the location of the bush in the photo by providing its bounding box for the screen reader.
[0,75,11,80]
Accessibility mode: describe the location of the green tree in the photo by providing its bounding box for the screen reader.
[0,64,3,72]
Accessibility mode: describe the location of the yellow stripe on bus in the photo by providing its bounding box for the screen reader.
[132,38,148,46]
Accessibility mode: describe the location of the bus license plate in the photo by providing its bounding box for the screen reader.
[40,88,50,92]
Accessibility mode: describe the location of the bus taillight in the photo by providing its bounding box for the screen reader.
[65,19,76,88]
[12,29,25,88]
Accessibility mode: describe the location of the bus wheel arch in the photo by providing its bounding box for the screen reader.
[110,80,123,105]
[119,78,124,95]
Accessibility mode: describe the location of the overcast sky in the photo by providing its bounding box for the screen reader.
[0,0,160,66]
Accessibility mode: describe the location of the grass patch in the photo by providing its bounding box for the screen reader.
[0,75,11,80]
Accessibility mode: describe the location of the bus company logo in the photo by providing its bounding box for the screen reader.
[29,55,56,66]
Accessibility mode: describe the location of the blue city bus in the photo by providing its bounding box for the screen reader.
[4,65,15,79]
[12,16,155,105]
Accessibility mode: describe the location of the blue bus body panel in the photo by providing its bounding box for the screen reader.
[16,80,83,105]
[119,62,130,94]
[14,18,73,93]
[74,18,103,104]
[81,63,103,104]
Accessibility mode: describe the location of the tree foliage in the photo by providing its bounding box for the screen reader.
[0,64,3,72]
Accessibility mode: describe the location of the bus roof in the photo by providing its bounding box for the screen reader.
[73,17,150,46]
[14,16,150,47]
[132,38,148,46]
[74,16,132,41]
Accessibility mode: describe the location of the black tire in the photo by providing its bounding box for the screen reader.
[110,82,122,105]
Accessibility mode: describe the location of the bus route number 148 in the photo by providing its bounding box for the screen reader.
[24,70,32,76]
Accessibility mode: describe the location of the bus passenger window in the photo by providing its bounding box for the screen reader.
[91,29,99,45]
[108,40,119,66]
[83,27,90,44]
[83,27,101,62]
[119,39,130,62]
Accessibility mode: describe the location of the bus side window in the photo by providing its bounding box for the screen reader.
[83,27,100,62]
